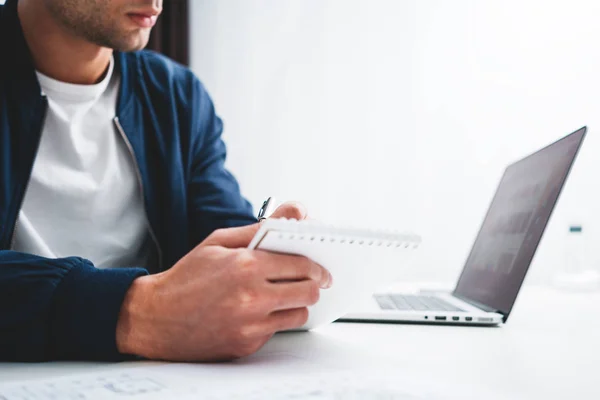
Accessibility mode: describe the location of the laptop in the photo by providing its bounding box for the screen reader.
[340,127,587,326]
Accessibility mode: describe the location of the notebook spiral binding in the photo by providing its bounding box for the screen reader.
[268,219,421,250]
[276,233,419,249]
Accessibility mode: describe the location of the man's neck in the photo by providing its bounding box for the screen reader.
[17,0,113,85]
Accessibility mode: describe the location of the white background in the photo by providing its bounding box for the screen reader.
[190,0,600,285]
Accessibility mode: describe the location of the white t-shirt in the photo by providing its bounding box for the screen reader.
[11,57,152,269]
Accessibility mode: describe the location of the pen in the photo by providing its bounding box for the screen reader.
[257,197,276,221]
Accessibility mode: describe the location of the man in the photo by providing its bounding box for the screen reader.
[0,0,332,362]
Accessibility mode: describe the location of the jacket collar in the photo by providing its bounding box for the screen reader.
[115,52,136,119]
[1,0,42,94]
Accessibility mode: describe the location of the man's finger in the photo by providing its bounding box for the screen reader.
[264,308,310,333]
[255,251,331,288]
[202,223,261,249]
[201,202,309,249]
[269,201,308,220]
[268,280,321,311]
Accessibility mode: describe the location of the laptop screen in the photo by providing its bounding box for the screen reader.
[453,127,586,317]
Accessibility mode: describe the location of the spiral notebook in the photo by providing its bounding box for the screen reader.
[248,218,421,330]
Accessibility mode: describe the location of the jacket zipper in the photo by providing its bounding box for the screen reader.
[10,95,48,250]
[113,116,164,271]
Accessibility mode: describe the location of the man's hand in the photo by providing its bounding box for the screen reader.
[116,202,330,362]
[269,201,309,220]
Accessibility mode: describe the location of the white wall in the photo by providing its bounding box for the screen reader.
[190,0,600,285]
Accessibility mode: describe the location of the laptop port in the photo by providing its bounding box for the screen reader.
[452,316,460,321]
[424,316,428,320]
[465,317,473,322]
[434,316,446,321]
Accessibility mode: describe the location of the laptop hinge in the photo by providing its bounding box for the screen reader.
[453,293,503,315]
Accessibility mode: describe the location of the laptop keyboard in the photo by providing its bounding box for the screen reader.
[375,294,465,312]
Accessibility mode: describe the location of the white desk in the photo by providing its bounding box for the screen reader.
[1,285,599,399]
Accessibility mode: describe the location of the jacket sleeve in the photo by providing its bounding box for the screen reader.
[0,250,147,361]
[187,78,257,245]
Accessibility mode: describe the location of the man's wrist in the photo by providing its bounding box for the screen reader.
[116,275,156,358]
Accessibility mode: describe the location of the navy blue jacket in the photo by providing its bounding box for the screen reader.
[0,0,256,361]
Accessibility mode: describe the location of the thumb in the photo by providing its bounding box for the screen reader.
[200,201,308,249]
[270,201,308,220]
[201,223,262,249]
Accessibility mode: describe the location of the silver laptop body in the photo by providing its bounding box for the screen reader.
[340,127,587,326]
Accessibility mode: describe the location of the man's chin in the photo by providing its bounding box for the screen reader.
[110,32,151,52]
